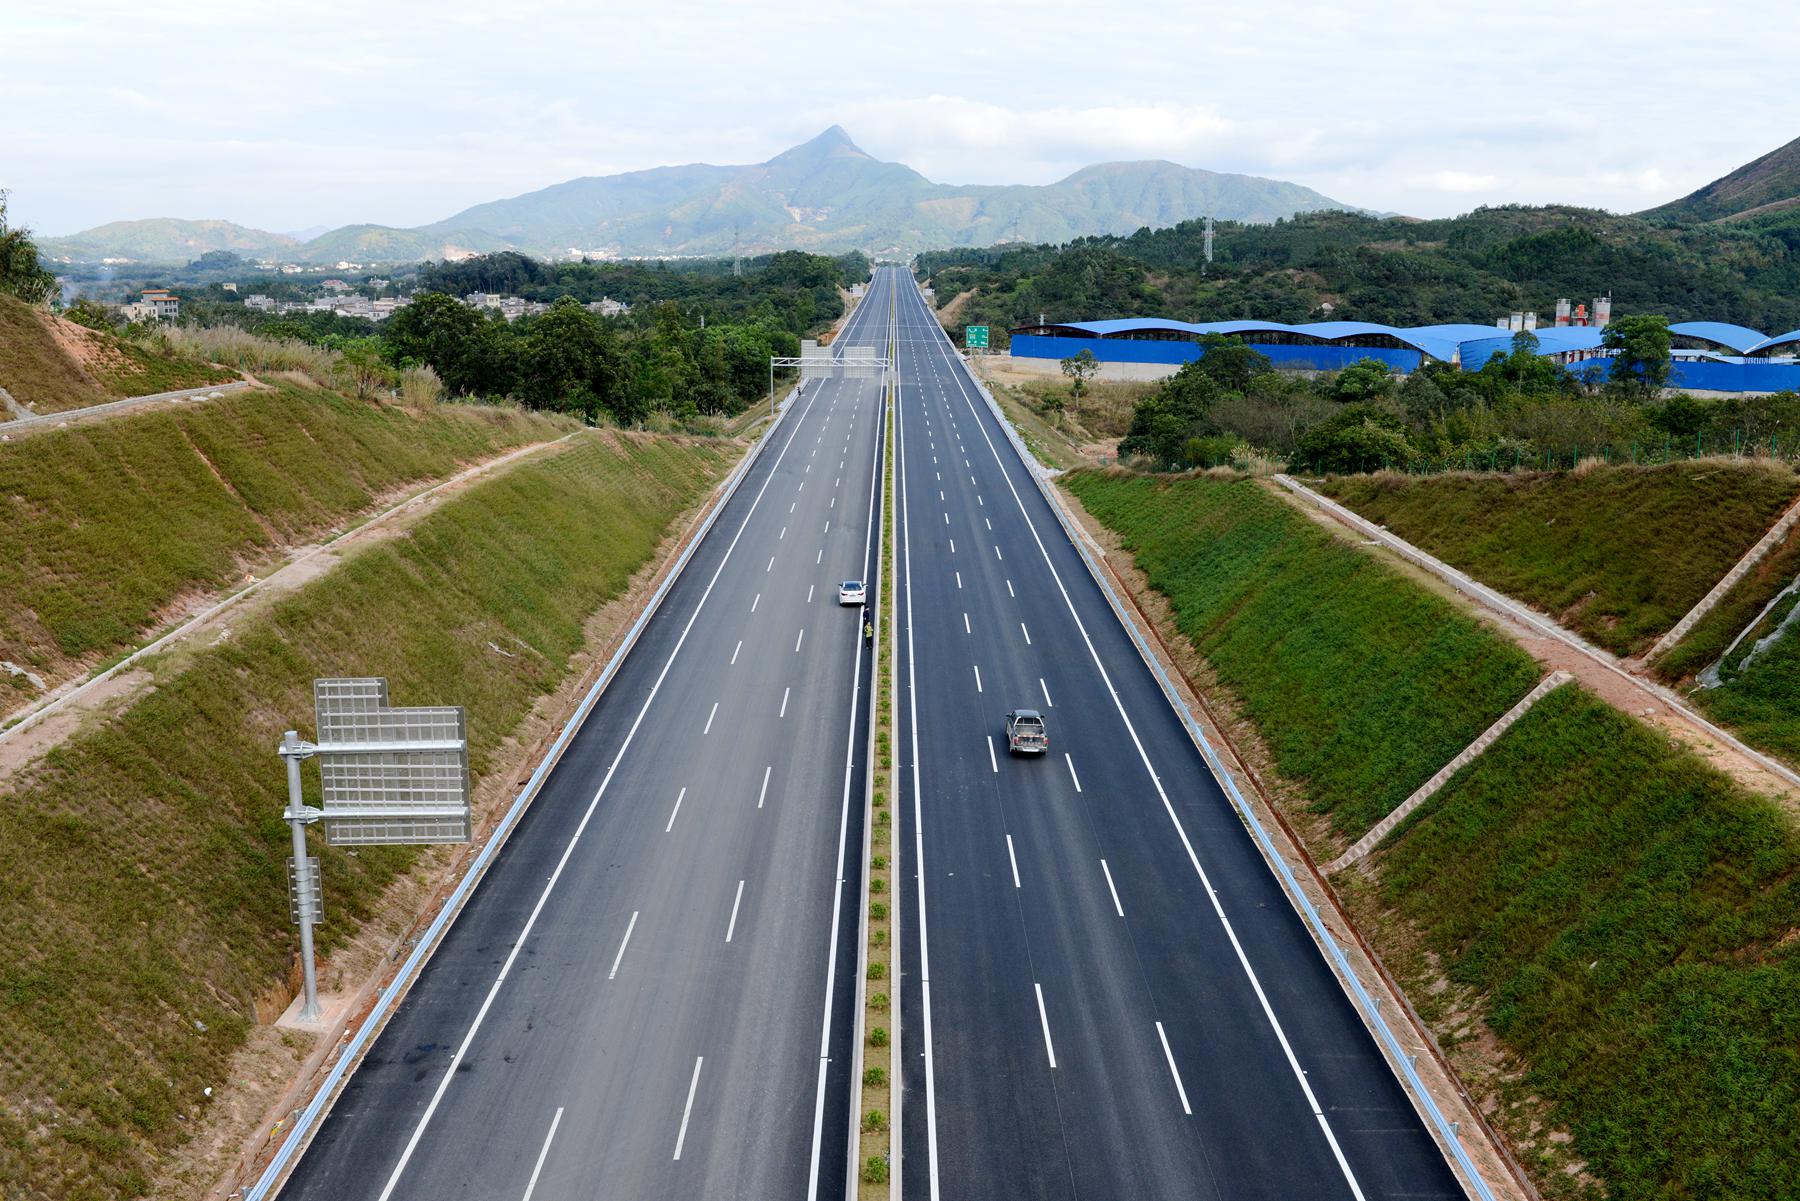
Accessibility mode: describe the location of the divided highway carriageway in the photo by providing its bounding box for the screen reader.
[276,265,1467,1199]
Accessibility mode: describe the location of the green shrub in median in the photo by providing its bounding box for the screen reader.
[0,432,723,1200]
[1379,684,1800,1200]
[1064,470,1537,837]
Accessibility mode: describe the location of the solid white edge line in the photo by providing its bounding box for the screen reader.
[367,372,828,1201]
[608,911,639,980]
[665,786,687,833]
[1034,982,1057,1069]
[519,1106,564,1201]
[897,299,943,1200]
[673,1056,704,1160]
[726,879,746,943]
[1006,834,1021,889]
[1101,860,1124,918]
[809,275,890,1201]
[1156,1021,1193,1115]
[921,281,1370,1201]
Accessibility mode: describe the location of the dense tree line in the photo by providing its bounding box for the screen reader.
[0,191,57,304]
[919,205,1800,342]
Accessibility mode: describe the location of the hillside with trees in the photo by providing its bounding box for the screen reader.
[919,204,1800,338]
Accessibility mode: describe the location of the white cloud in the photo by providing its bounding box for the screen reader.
[1410,171,1502,194]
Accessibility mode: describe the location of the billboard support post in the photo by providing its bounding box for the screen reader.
[278,730,324,1021]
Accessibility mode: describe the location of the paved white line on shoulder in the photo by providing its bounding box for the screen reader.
[725,879,746,943]
[1157,1022,1194,1115]
[1101,860,1124,917]
[780,687,790,717]
[519,1106,564,1201]
[673,1056,704,1160]
[1006,834,1021,889]
[1065,753,1082,792]
[1035,983,1057,1069]
[795,627,805,653]
[704,702,719,734]
[973,664,982,693]
[1020,622,1032,645]
[758,764,772,809]
[962,612,971,634]
[731,640,742,665]
[987,735,998,773]
[608,911,640,979]
[665,787,687,833]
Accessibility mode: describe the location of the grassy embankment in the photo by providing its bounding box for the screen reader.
[1063,470,1800,1201]
[0,432,727,1200]
[0,293,236,413]
[1319,462,1800,658]
[1,382,573,708]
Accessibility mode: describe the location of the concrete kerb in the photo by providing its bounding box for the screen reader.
[1647,490,1800,663]
[1329,671,1573,873]
[241,384,803,1201]
[1274,473,1800,794]
[957,351,1506,1201]
[0,377,252,433]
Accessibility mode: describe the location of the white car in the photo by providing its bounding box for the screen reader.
[838,580,866,606]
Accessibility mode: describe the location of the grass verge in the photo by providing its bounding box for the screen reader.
[859,389,896,1194]
[1,381,572,707]
[1364,683,1800,1200]
[0,431,726,1200]
[1319,461,1800,658]
[1063,470,1538,839]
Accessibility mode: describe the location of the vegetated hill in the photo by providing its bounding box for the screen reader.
[36,218,297,263]
[40,126,1357,264]
[0,292,235,412]
[0,430,726,1201]
[1319,461,1800,657]
[0,381,573,709]
[1642,134,1800,223]
[1065,469,1800,1200]
[919,203,1800,335]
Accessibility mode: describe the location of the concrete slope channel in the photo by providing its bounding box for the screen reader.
[888,267,1465,1200]
[278,272,894,1199]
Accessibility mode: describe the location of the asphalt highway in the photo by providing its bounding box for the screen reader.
[279,270,894,1200]
[888,266,1465,1200]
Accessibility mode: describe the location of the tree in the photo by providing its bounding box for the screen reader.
[1191,334,1272,392]
[337,337,396,401]
[383,291,499,396]
[1059,349,1098,412]
[1603,313,1672,399]
[1329,357,1396,402]
[1289,404,1414,474]
[1119,363,1222,469]
[0,190,57,304]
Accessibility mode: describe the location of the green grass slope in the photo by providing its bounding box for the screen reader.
[1378,685,1800,1200]
[0,294,235,413]
[1063,470,1538,837]
[0,431,726,1200]
[0,383,572,708]
[1320,463,1800,657]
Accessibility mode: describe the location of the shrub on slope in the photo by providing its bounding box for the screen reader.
[1320,462,1800,657]
[0,433,724,1199]
[1063,470,1538,837]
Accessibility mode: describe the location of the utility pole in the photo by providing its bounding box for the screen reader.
[1203,215,1214,274]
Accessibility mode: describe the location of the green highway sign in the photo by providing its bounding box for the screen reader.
[965,325,989,349]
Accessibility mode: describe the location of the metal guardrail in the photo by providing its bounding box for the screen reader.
[0,378,250,433]
[951,343,1500,1201]
[243,382,802,1201]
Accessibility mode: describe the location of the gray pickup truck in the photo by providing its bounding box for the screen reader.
[1004,709,1048,755]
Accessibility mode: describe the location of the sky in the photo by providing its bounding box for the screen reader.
[6,0,1800,237]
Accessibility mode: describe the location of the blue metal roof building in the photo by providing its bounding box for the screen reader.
[1006,316,1800,392]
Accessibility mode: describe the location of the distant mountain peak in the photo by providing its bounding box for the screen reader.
[1644,134,1800,223]
[771,125,871,164]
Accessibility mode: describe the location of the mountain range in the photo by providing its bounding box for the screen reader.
[37,127,1356,265]
[1641,133,1800,223]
